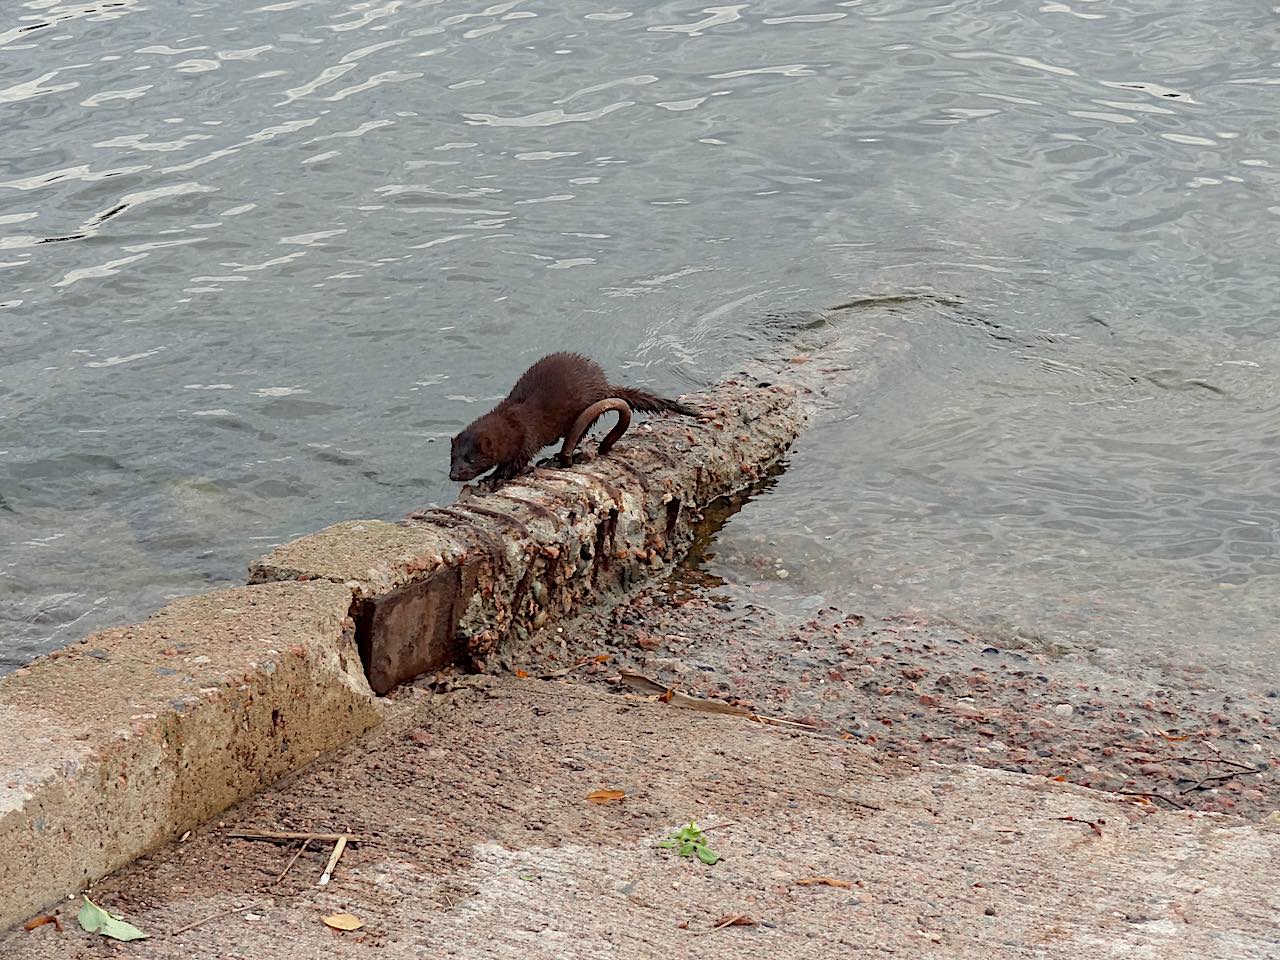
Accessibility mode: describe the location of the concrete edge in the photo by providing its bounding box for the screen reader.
[0,581,382,927]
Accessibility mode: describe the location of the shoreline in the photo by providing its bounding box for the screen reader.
[506,575,1277,820]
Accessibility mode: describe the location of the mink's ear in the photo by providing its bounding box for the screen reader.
[476,432,492,457]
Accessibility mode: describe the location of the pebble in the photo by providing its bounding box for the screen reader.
[1054,704,1074,718]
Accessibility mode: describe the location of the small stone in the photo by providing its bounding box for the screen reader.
[1054,704,1074,718]
[635,633,662,651]
[984,906,996,916]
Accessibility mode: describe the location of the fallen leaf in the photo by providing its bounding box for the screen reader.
[322,913,364,932]
[77,898,148,942]
[586,789,625,804]
[711,914,755,929]
[514,669,529,679]
[795,877,852,889]
[23,915,57,932]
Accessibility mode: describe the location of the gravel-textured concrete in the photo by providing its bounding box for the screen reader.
[0,581,381,928]
[5,679,1275,959]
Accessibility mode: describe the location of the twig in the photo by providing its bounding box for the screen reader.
[272,839,311,886]
[229,831,363,843]
[749,713,819,730]
[538,655,610,680]
[694,914,756,935]
[698,821,736,833]
[1180,770,1250,795]
[1117,789,1187,810]
[1054,816,1104,837]
[1160,755,1258,772]
[318,836,348,887]
[169,905,249,938]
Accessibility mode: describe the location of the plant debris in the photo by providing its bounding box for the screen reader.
[706,914,755,932]
[795,877,853,889]
[586,788,626,804]
[1054,816,1105,837]
[659,821,721,865]
[322,913,364,932]
[77,898,147,942]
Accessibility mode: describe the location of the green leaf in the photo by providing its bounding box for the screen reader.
[678,841,696,857]
[695,845,721,866]
[658,838,677,849]
[78,898,148,941]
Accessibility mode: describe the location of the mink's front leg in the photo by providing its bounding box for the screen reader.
[490,455,530,484]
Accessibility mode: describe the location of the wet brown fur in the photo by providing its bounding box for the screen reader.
[449,352,698,483]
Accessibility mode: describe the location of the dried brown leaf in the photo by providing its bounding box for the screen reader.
[23,915,57,932]
[795,877,852,889]
[322,913,363,932]
[586,789,625,804]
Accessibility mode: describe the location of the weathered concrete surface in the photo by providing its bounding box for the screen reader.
[5,679,1276,958]
[251,380,807,691]
[0,582,381,928]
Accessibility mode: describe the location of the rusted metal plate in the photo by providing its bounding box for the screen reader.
[357,566,471,694]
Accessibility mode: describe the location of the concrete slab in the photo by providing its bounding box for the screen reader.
[0,581,381,928]
[5,679,1276,958]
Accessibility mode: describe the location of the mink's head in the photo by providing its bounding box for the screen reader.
[449,420,499,482]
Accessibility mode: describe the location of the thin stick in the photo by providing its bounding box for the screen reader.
[318,836,347,887]
[272,839,310,886]
[1181,770,1250,794]
[693,915,755,935]
[229,831,362,843]
[1117,789,1187,810]
[750,713,819,730]
[169,905,247,938]
[1160,755,1258,771]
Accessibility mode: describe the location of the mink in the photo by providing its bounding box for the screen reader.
[449,351,698,483]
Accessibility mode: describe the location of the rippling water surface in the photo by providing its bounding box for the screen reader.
[1,0,1277,669]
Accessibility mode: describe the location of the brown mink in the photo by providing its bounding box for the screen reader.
[449,351,698,483]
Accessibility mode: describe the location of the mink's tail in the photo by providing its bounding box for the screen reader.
[609,385,699,418]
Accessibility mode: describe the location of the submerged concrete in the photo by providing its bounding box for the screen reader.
[251,380,805,692]
[0,582,380,928]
